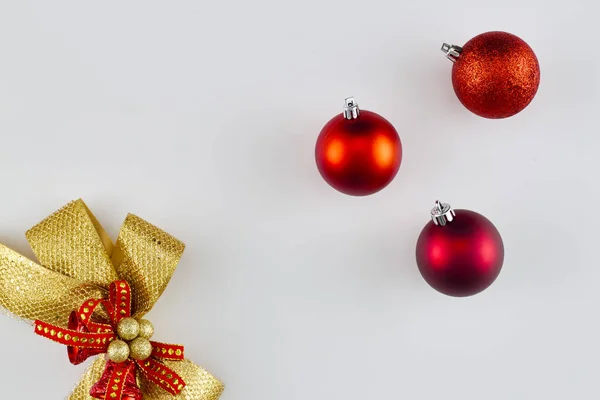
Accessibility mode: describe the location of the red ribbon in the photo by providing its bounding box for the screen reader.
[34,280,186,399]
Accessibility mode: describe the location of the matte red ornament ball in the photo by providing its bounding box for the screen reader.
[416,204,504,297]
[315,99,402,196]
[449,31,540,119]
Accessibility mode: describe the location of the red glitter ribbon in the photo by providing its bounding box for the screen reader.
[34,280,186,399]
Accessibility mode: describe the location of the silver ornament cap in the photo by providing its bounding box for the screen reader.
[441,43,462,62]
[343,97,360,120]
[430,200,455,226]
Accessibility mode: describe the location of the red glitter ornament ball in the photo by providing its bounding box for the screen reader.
[442,31,540,119]
[315,98,402,196]
[415,201,504,297]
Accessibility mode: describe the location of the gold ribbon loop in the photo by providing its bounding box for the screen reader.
[26,199,118,288]
[112,214,185,317]
[0,244,105,327]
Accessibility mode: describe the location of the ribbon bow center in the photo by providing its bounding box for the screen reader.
[108,317,155,362]
[35,280,187,400]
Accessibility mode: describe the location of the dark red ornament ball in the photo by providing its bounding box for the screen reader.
[416,209,504,297]
[315,110,402,196]
[452,31,540,119]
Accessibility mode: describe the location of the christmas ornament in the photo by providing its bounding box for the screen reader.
[0,199,224,400]
[138,319,155,339]
[415,201,504,297]
[315,97,402,196]
[442,31,540,119]
[117,317,141,341]
[129,337,154,361]
[107,339,131,364]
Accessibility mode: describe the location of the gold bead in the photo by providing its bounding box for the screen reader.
[129,337,152,361]
[107,340,130,363]
[137,319,154,339]
[117,317,140,341]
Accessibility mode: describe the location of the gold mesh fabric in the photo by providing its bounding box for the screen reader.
[1,200,223,399]
[69,357,107,400]
[139,359,224,400]
[0,244,106,327]
[26,199,118,288]
[111,214,185,318]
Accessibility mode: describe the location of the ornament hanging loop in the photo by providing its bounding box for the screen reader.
[431,200,455,226]
[441,43,462,62]
[343,97,360,120]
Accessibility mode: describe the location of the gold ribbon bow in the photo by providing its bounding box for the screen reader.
[0,199,224,400]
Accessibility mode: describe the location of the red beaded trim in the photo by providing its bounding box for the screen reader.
[136,358,186,395]
[33,279,188,399]
[77,299,114,333]
[34,320,114,348]
[107,360,136,400]
[150,341,185,360]
[109,280,132,323]
[87,321,114,334]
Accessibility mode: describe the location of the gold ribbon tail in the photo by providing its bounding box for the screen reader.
[139,359,224,400]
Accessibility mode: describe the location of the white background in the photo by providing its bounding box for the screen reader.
[0,1,598,399]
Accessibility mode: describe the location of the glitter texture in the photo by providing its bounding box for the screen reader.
[0,199,224,400]
[111,213,185,318]
[452,31,540,119]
